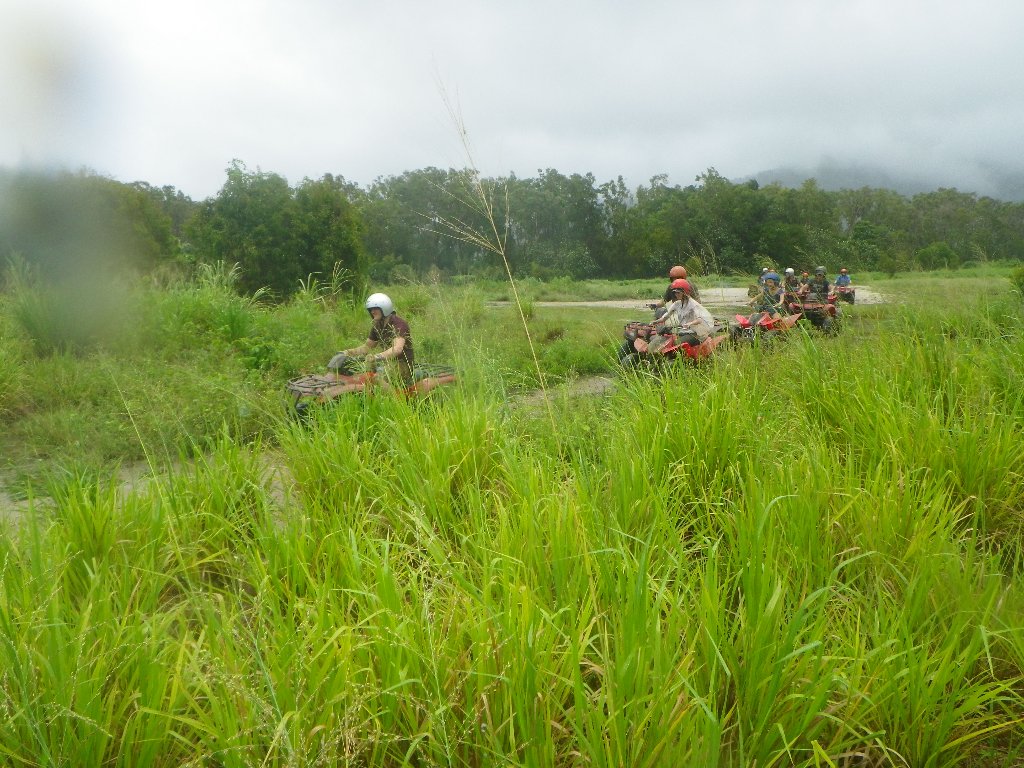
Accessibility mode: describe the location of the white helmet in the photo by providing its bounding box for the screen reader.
[762,267,769,274]
[365,292,394,317]
[785,267,795,275]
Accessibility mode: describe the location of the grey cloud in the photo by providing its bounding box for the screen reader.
[3,0,1022,199]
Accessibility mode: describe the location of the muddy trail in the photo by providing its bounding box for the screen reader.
[0,453,293,533]
[490,285,884,312]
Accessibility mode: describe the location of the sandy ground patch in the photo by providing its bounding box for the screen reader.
[0,453,295,534]
[515,375,618,410]
[504,285,883,311]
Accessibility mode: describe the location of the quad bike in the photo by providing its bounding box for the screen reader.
[833,285,856,304]
[618,320,728,369]
[287,353,456,418]
[729,311,802,343]
[788,294,840,334]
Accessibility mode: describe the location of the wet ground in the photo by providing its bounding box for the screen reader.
[496,285,883,311]
[0,453,291,533]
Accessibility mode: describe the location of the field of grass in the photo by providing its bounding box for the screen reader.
[1,264,1023,766]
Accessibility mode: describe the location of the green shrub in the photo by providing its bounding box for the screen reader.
[8,282,134,356]
[916,240,960,270]
[1010,265,1024,295]
[0,313,28,417]
[396,284,430,318]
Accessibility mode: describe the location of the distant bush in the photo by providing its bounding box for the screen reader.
[916,241,960,270]
[0,314,27,417]
[397,285,431,318]
[877,251,912,278]
[1010,265,1024,295]
[4,258,134,355]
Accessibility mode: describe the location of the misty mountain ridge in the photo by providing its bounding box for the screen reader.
[742,162,1024,202]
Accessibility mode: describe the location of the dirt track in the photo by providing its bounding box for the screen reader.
[513,285,883,310]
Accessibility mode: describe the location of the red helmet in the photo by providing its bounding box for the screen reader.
[669,265,687,279]
[669,278,692,295]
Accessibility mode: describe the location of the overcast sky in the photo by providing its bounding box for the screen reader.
[2,0,1023,201]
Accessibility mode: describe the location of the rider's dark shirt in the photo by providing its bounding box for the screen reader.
[370,314,414,369]
[752,287,784,314]
[806,277,830,300]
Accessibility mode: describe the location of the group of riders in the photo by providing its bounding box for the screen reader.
[749,265,850,321]
[326,265,854,386]
[646,264,853,353]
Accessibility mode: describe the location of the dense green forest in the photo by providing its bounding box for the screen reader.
[3,161,1023,296]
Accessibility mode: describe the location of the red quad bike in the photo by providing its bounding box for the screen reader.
[833,285,856,304]
[729,311,802,343]
[287,354,456,419]
[618,320,728,369]
[788,294,840,334]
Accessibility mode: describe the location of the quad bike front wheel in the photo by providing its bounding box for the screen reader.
[733,327,757,345]
[619,351,642,369]
[820,317,841,336]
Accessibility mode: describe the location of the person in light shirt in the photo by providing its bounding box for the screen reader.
[648,278,716,353]
[653,264,701,316]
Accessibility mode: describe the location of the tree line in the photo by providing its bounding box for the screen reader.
[2,161,1023,297]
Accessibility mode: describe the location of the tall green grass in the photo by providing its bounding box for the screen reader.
[1,271,1024,765]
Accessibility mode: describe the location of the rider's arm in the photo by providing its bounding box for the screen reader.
[344,338,378,357]
[374,336,405,361]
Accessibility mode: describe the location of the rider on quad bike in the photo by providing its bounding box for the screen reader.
[729,272,799,342]
[792,267,839,333]
[800,266,831,302]
[783,267,800,299]
[649,279,714,350]
[652,265,701,317]
[620,279,724,367]
[287,292,455,417]
[833,268,855,303]
[749,272,786,320]
[341,292,415,386]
